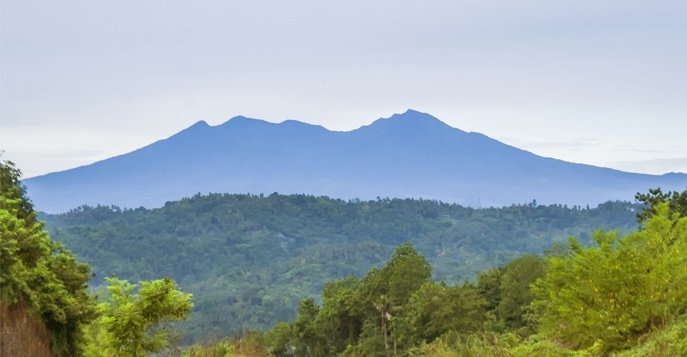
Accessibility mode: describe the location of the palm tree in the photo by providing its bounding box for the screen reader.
[374,294,401,356]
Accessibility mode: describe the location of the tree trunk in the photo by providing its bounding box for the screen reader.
[382,311,389,356]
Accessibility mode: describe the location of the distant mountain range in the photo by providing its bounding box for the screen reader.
[24,110,686,213]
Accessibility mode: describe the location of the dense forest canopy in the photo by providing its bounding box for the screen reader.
[40,192,643,341]
[253,199,687,356]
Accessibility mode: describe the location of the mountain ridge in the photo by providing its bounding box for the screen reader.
[24,110,686,213]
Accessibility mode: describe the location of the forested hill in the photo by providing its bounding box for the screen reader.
[40,193,642,341]
[25,110,687,213]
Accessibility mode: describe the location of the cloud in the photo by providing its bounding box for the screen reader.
[496,137,602,151]
[606,157,687,175]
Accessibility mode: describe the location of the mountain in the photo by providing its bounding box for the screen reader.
[24,110,687,213]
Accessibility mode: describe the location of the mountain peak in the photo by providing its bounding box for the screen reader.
[224,115,265,125]
[172,120,211,136]
[216,116,329,136]
[360,109,465,137]
[391,109,440,121]
[401,108,431,116]
[389,109,455,128]
[192,120,210,127]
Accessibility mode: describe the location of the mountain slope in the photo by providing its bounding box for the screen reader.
[25,110,686,213]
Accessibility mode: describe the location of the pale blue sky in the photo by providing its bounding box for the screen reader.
[2,0,686,177]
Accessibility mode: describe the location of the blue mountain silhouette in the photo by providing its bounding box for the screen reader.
[24,110,686,213]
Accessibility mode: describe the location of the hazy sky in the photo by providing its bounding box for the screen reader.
[2,1,686,177]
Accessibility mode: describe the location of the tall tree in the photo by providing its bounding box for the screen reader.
[373,294,395,356]
[477,267,502,313]
[381,243,432,307]
[316,277,362,353]
[497,254,544,332]
[292,298,325,357]
[635,187,687,222]
[397,281,487,347]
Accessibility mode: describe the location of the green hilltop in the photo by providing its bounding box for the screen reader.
[41,192,643,342]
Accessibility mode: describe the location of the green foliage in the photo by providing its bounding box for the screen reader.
[264,322,293,356]
[364,244,433,355]
[477,268,502,313]
[532,202,687,353]
[407,334,511,357]
[635,187,687,222]
[256,189,687,356]
[612,314,687,357]
[497,254,544,333]
[229,331,270,357]
[316,277,362,352]
[0,158,96,356]
[0,157,39,223]
[507,336,591,357]
[85,277,193,356]
[183,338,235,357]
[183,332,269,357]
[384,243,433,307]
[397,281,487,347]
[267,244,490,356]
[40,193,641,341]
[292,298,325,356]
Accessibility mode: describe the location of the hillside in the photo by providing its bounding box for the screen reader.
[25,110,687,213]
[41,193,643,341]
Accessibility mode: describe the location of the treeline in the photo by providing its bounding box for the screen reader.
[193,189,687,356]
[40,192,642,341]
